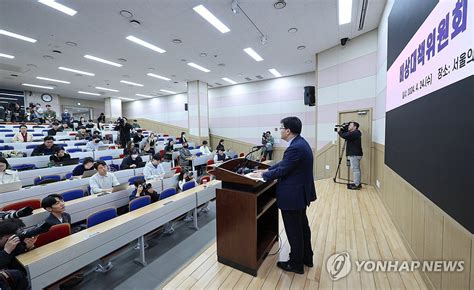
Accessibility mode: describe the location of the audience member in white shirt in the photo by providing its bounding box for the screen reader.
[0,157,20,184]
[85,134,106,151]
[199,140,212,155]
[143,153,166,180]
[89,160,119,194]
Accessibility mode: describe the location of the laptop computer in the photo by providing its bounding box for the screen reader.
[81,170,97,178]
[111,182,129,192]
[0,181,22,194]
[163,169,177,179]
[97,146,109,151]
[54,158,79,166]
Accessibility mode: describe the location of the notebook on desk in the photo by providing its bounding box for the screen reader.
[54,158,79,166]
[111,182,129,192]
[81,170,97,178]
[0,181,22,193]
[97,146,109,151]
[162,169,176,178]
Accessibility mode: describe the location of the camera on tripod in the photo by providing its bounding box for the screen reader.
[334,122,349,132]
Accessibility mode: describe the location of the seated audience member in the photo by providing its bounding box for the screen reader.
[129,180,159,202]
[180,132,187,144]
[85,135,105,151]
[199,140,212,155]
[41,194,71,225]
[75,126,91,140]
[123,141,134,156]
[49,147,71,163]
[61,122,72,132]
[214,148,229,163]
[85,120,96,132]
[31,136,59,156]
[143,153,165,180]
[179,142,193,167]
[72,157,95,177]
[216,139,225,152]
[12,124,33,143]
[0,219,37,272]
[120,149,143,170]
[143,132,156,155]
[0,157,20,184]
[178,170,198,222]
[47,122,62,136]
[89,161,120,194]
[131,119,141,129]
[164,139,175,161]
[133,129,144,148]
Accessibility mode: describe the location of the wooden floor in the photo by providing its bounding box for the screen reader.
[161,179,428,290]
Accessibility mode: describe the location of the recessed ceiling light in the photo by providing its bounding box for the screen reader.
[200,53,207,57]
[84,55,122,67]
[38,0,77,16]
[222,77,237,84]
[268,68,282,77]
[122,74,130,78]
[288,28,298,33]
[274,0,286,9]
[126,35,166,53]
[187,62,210,72]
[58,66,95,76]
[119,10,133,18]
[135,94,154,98]
[52,50,62,54]
[172,39,182,44]
[180,59,187,62]
[129,20,141,28]
[160,89,177,94]
[0,53,14,59]
[117,58,127,62]
[147,73,171,81]
[78,91,100,96]
[36,76,70,84]
[95,86,119,92]
[218,63,225,67]
[193,5,230,34]
[120,80,143,87]
[22,83,54,89]
[243,47,264,62]
[66,41,77,46]
[338,0,352,25]
[0,29,37,43]
[43,55,54,60]
[297,45,306,50]
[118,97,134,101]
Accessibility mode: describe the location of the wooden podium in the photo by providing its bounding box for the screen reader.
[210,158,278,276]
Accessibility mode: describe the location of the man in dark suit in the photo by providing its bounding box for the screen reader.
[257,116,317,274]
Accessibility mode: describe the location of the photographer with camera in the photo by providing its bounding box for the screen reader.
[337,121,363,190]
[114,117,133,148]
[129,180,160,203]
[0,219,38,270]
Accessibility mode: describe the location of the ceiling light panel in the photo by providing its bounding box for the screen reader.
[78,91,100,96]
[84,55,122,67]
[58,66,95,76]
[243,47,263,62]
[120,80,144,87]
[0,29,37,43]
[38,0,77,16]
[338,0,353,25]
[0,53,14,59]
[160,89,176,94]
[222,77,237,84]
[147,73,170,81]
[268,68,282,77]
[187,62,210,72]
[135,94,154,98]
[126,35,166,53]
[95,86,119,92]
[36,76,70,84]
[193,5,230,33]
[22,83,54,89]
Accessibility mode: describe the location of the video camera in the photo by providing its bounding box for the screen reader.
[15,222,52,241]
[334,122,350,132]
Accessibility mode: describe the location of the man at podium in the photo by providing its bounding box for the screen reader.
[255,116,317,274]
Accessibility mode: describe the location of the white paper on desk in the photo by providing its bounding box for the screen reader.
[245,172,265,182]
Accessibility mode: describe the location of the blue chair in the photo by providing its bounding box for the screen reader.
[5,134,14,138]
[0,145,14,150]
[196,146,201,149]
[159,188,177,200]
[0,125,5,128]
[0,129,12,132]
[11,164,37,171]
[61,189,84,202]
[56,143,67,147]
[65,172,73,179]
[233,155,238,159]
[42,129,49,133]
[182,180,196,191]
[87,208,117,228]
[0,140,3,143]
[67,148,82,153]
[128,176,145,185]
[99,156,113,161]
[34,175,61,185]
[33,133,44,137]
[158,138,164,141]
[195,152,202,157]
[74,142,87,146]
[26,144,38,149]
[109,164,119,172]
[27,129,34,132]
[11,126,18,128]
[129,196,151,211]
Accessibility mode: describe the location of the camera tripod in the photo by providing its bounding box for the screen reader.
[333,139,353,188]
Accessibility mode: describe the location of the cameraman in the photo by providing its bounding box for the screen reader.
[338,121,363,190]
[129,180,159,202]
[0,219,37,270]
[114,117,133,148]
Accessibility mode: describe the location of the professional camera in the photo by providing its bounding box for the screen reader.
[334,122,350,132]
[0,207,33,220]
[15,221,52,241]
[143,183,152,190]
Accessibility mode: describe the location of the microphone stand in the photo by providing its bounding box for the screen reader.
[233,146,263,173]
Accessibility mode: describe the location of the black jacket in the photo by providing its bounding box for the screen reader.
[338,130,363,156]
[45,212,71,225]
[49,153,71,163]
[120,156,144,170]
[32,144,59,156]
